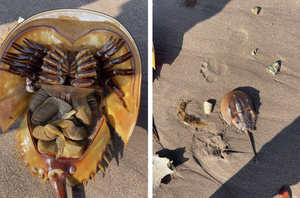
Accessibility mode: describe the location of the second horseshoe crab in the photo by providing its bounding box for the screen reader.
[220,90,258,162]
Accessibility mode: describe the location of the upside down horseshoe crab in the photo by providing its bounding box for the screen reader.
[0,9,141,197]
[220,90,258,162]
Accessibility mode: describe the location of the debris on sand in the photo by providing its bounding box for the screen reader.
[177,100,206,127]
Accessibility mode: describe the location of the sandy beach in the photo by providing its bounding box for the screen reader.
[153,0,300,197]
[0,0,148,197]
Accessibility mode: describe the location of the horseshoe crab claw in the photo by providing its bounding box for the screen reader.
[220,90,258,162]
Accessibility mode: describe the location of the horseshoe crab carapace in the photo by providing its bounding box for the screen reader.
[0,9,141,197]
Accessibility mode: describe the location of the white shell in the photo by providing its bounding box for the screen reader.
[153,156,175,192]
[252,48,258,55]
[18,16,24,23]
[266,61,280,76]
[204,101,213,115]
[251,6,261,15]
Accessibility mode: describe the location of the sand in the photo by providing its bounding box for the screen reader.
[153,0,300,197]
[0,0,148,197]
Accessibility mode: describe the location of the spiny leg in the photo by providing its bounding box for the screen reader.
[0,66,35,79]
[102,69,134,77]
[97,38,125,63]
[12,42,45,59]
[2,58,42,71]
[101,52,132,70]
[103,39,124,61]
[23,38,49,55]
[0,38,48,81]
[95,36,116,59]
[99,78,126,108]
[1,58,42,80]
[5,53,42,65]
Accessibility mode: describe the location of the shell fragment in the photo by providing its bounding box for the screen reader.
[204,101,213,115]
[153,156,175,192]
[267,61,280,76]
[252,48,258,55]
[251,6,261,15]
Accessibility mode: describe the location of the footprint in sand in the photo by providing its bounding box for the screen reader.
[200,59,227,83]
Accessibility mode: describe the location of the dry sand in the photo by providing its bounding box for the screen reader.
[153,0,300,197]
[0,0,148,197]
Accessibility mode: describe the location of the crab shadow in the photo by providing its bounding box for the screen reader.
[153,0,231,80]
[72,183,86,198]
[211,116,300,197]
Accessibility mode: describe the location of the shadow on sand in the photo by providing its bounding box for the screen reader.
[211,115,300,197]
[153,0,231,80]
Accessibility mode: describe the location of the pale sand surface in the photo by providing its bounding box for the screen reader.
[153,0,300,197]
[0,0,147,197]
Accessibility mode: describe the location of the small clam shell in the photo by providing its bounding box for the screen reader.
[251,6,261,15]
[29,89,51,113]
[33,124,60,141]
[252,48,258,55]
[203,101,213,115]
[30,96,72,126]
[18,16,24,23]
[37,139,58,156]
[62,139,86,158]
[266,61,280,76]
[58,119,88,141]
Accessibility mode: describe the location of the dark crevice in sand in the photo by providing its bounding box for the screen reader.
[156,147,189,167]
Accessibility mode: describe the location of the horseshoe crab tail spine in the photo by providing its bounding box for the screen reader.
[245,130,259,163]
[48,170,67,198]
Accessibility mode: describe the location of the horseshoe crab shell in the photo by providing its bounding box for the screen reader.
[0,9,141,143]
[220,90,258,161]
[220,90,256,132]
[0,9,141,197]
